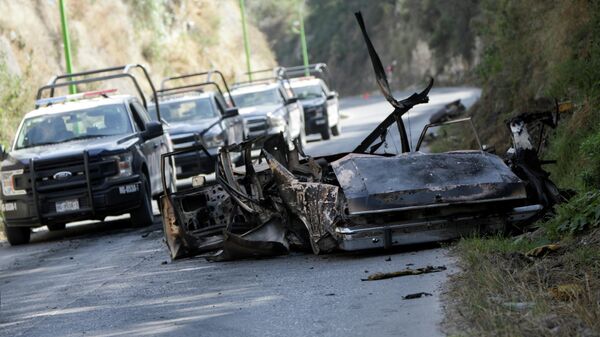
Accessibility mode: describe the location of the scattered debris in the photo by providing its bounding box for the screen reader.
[161,261,168,265]
[402,292,432,300]
[526,244,561,258]
[361,265,447,281]
[385,257,391,262]
[325,293,336,296]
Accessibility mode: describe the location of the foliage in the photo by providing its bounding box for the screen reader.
[543,191,600,239]
[250,0,482,95]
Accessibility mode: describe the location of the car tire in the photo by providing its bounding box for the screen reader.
[320,122,331,141]
[131,175,154,227]
[331,123,341,136]
[47,223,66,231]
[5,226,31,245]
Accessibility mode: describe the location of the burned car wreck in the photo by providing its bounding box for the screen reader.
[158,12,562,260]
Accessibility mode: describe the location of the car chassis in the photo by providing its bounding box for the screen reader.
[158,12,562,261]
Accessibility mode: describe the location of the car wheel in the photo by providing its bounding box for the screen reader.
[320,122,331,141]
[5,226,31,245]
[331,123,341,136]
[47,223,66,231]
[131,175,154,227]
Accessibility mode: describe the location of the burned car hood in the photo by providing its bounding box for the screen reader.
[331,151,527,214]
[167,118,220,137]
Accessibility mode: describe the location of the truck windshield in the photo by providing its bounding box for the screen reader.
[155,97,219,124]
[291,84,324,100]
[231,88,283,109]
[15,104,132,150]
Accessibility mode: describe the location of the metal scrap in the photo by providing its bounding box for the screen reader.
[361,265,447,281]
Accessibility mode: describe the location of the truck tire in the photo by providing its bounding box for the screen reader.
[47,223,66,231]
[5,226,31,245]
[131,175,154,227]
[331,123,341,136]
[320,122,331,140]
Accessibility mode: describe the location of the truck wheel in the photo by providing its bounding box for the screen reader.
[131,175,154,227]
[331,123,341,136]
[320,122,331,141]
[47,223,66,231]
[5,226,31,245]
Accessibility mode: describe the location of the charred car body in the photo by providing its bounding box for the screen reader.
[150,71,243,180]
[286,64,341,140]
[158,13,563,260]
[0,65,173,245]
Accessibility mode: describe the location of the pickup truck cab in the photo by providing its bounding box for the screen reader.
[229,81,304,149]
[0,66,172,245]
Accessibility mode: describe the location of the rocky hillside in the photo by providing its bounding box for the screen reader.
[0,0,276,146]
[248,0,481,95]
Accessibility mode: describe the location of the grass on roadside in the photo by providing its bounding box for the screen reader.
[445,230,600,337]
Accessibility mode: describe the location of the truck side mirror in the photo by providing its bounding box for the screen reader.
[0,145,6,161]
[327,91,338,100]
[142,121,164,140]
[286,97,298,105]
[222,107,239,119]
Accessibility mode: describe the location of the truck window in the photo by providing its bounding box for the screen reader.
[15,104,133,150]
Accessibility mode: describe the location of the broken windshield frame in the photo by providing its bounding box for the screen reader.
[415,117,482,152]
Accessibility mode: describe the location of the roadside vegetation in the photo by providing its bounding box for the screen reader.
[445,0,600,335]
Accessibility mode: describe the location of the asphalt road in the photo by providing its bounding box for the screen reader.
[0,87,480,337]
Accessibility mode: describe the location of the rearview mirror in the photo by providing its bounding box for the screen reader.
[222,107,239,119]
[142,121,164,140]
[286,97,298,105]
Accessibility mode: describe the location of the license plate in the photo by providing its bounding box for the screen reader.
[119,184,139,194]
[56,199,79,213]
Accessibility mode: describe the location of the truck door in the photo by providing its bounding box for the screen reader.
[130,101,163,196]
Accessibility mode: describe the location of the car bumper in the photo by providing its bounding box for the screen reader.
[334,204,544,251]
[1,175,144,228]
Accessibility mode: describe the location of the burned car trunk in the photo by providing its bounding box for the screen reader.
[158,11,561,260]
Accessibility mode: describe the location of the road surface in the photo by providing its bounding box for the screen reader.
[0,87,480,337]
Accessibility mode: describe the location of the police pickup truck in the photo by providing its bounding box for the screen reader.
[151,71,243,180]
[0,65,173,245]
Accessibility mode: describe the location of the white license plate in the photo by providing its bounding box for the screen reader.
[119,184,139,194]
[56,199,79,213]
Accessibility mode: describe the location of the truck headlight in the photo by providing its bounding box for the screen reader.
[202,126,226,148]
[268,109,287,127]
[105,152,133,178]
[1,169,26,196]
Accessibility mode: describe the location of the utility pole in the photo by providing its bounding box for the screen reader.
[239,0,252,81]
[298,0,309,76]
[59,0,76,94]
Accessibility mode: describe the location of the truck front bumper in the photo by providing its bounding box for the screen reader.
[1,175,144,228]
